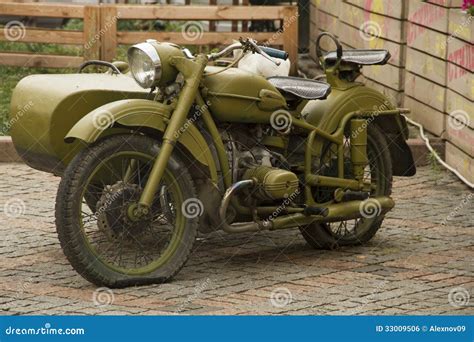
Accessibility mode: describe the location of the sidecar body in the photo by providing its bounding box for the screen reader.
[10,73,148,175]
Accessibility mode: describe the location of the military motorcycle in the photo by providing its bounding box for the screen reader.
[10,33,416,287]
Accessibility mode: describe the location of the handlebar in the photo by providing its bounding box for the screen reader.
[258,46,289,60]
[207,39,287,66]
[207,42,242,61]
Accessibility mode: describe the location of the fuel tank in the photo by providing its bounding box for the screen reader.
[202,66,287,123]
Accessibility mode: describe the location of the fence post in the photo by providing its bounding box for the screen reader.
[209,0,217,33]
[242,0,249,32]
[282,6,298,75]
[83,5,101,61]
[231,0,238,32]
[100,5,118,62]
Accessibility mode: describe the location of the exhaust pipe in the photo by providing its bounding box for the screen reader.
[219,180,395,233]
[219,179,273,233]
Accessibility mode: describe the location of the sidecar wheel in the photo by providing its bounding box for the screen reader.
[300,124,392,249]
[56,134,198,288]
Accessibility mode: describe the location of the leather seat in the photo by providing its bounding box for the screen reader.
[267,76,331,100]
[324,49,391,66]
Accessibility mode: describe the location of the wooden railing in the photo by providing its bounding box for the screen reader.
[0,2,299,71]
[0,2,86,67]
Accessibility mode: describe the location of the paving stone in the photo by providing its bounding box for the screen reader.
[0,164,472,315]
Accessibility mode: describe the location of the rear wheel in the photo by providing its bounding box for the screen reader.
[300,124,392,249]
[56,134,198,287]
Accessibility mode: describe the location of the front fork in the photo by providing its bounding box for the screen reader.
[129,55,208,219]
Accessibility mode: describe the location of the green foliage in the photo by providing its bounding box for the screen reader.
[0,40,82,56]
[118,19,155,31]
[427,150,443,184]
[65,18,84,30]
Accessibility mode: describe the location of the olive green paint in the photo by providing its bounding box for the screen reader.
[137,55,208,208]
[65,98,218,185]
[10,40,415,233]
[202,66,287,123]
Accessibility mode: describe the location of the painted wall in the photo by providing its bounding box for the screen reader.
[310,0,473,183]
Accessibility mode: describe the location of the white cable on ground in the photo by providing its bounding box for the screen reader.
[402,114,474,189]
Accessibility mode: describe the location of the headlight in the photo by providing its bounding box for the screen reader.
[127,42,162,88]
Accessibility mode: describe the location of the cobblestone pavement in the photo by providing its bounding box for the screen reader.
[0,163,472,315]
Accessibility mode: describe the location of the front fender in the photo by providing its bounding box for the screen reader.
[302,84,415,176]
[65,99,219,183]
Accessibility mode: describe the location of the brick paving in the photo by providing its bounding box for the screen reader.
[0,163,472,315]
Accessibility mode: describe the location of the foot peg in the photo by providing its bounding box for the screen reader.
[303,206,329,217]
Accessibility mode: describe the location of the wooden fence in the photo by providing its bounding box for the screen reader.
[0,2,298,71]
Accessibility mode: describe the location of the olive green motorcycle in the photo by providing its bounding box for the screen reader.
[10,33,416,287]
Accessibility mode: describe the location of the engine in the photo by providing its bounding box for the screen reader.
[222,124,300,202]
[243,166,299,201]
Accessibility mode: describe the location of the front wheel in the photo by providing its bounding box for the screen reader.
[56,134,198,287]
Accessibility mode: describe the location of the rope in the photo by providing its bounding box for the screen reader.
[402,115,473,189]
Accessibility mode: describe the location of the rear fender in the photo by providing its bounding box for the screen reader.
[302,84,416,176]
[65,99,219,183]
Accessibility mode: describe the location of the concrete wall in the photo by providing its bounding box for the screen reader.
[309,0,473,183]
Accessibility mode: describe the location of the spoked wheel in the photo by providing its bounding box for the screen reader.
[300,124,393,249]
[56,134,198,287]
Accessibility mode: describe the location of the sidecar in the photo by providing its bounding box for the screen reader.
[10,70,149,175]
